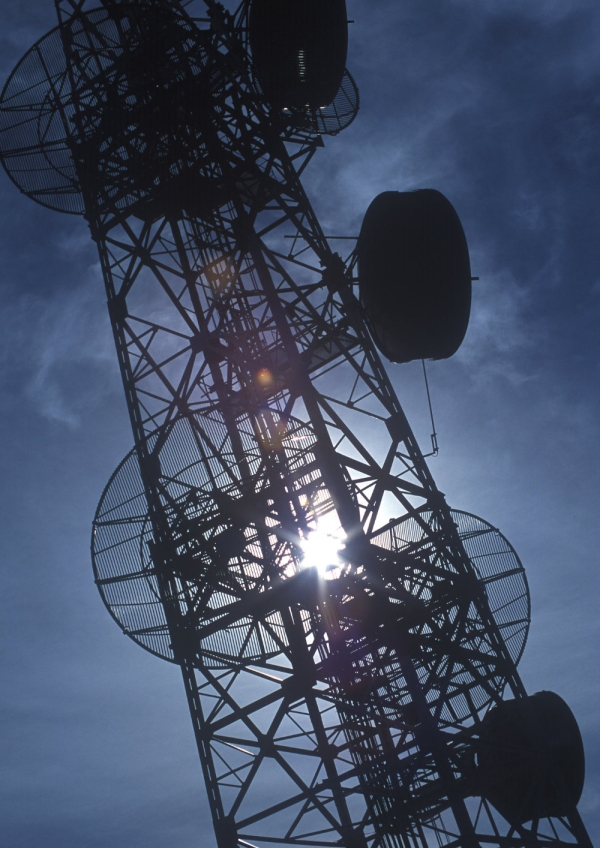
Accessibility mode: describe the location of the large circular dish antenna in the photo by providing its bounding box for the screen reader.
[358,189,472,363]
[249,0,349,111]
[92,408,339,667]
[478,690,585,824]
[0,25,82,213]
[349,508,531,723]
[377,509,531,666]
[0,4,217,216]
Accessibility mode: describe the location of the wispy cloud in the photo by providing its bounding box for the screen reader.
[0,263,116,427]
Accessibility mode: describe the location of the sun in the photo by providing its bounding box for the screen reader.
[300,515,346,580]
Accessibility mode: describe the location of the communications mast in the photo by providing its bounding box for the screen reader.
[0,2,592,847]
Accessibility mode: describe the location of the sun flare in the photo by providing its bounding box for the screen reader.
[300,516,346,580]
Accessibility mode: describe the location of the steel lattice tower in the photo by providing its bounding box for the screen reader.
[0,2,593,847]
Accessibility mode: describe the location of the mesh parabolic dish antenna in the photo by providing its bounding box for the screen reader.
[325,510,531,724]
[92,409,342,667]
[0,23,82,213]
[371,509,531,669]
[0,4,215,215]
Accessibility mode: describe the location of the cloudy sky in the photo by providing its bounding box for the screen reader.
[0,1,598,846]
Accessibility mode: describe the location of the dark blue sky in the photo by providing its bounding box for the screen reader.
[0,1,598,846]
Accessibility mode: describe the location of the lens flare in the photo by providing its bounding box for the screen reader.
[256,367,274,388]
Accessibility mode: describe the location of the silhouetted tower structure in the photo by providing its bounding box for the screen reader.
[0,2,593,847]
